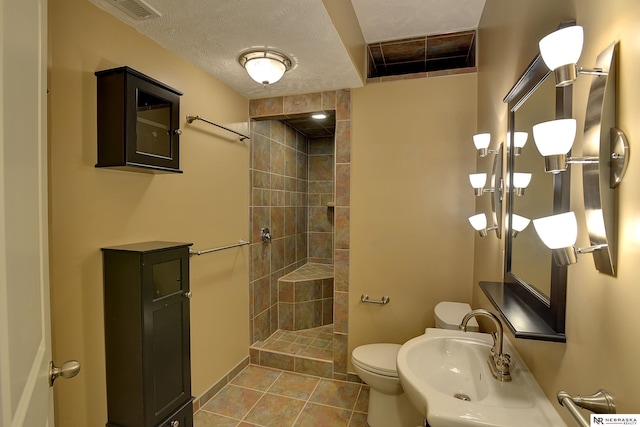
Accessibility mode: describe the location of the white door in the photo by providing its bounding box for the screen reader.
[0,0,56,425]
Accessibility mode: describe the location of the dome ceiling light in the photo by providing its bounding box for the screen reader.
[238,50,292,86]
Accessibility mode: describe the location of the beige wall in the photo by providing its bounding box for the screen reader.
[474,0,640,419]
[321,0,367,84]
[349,75,478,360]
[48,0,249,424]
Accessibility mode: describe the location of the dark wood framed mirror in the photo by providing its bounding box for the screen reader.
[480,23,575,342]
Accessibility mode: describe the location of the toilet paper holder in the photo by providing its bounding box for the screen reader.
[361,294,390,305]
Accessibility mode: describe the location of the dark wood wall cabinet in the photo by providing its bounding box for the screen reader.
[95,67,183,173]
[102,241,194,427]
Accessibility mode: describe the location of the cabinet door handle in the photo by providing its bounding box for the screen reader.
[170,421,180,427]
[173,129,182,135]
[184,291,192,299]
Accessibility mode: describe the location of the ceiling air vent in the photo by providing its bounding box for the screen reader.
[108,0,161,20]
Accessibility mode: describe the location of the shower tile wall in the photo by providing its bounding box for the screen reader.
[250,90,351,380]
[308,137,334,264]
[250,120,309,344]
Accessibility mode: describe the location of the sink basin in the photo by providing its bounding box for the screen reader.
[397,328,566,427]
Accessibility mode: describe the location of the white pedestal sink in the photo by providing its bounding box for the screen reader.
[397,328,566,427]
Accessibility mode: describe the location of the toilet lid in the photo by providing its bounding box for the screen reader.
[352,343,400,377]
[435,301,478,328]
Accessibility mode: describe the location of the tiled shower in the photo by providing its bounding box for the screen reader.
[248,91,352,380]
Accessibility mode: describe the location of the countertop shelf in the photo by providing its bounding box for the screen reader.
[480,281,566,342]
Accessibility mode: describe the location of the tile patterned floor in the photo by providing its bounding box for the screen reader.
[194,365,369,427]
[250,325,334,361]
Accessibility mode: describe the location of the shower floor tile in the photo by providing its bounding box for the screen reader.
[252,325,334,362]
[195,364,369,427]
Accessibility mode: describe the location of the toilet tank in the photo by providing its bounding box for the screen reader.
[434,301,479,332]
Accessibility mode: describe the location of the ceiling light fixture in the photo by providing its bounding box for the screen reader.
[238,50,292,86]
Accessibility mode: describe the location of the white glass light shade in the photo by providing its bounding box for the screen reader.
[473,133,491,150]
[539,26,584,71]
[469,173,487,189]
[513,173,532,188]
[532,119,577,156]
[239,50,292,85]
[533,212,578,249]
[245,58,286,84]
[512,214,531,232]
[513,132,528,149]
[468,213,487,231]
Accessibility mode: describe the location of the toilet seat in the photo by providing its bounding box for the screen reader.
[352,343,400,377]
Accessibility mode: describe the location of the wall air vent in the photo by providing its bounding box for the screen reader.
[108,0,161,20]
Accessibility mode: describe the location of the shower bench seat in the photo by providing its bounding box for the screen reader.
[277,263,334,331]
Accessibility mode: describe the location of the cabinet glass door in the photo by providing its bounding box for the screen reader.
[152,258,182,299]
[136,89,172,159]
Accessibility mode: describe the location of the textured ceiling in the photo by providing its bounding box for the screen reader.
[351,0,485,43]
[87,0,485,100]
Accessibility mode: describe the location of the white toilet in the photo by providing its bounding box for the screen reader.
[433,301,479,332]
[351,301,479,427]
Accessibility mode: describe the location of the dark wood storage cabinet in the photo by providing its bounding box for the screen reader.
[95,67,183,173]
[102,241,193,427]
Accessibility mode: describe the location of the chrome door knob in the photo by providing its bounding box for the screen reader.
[49,360,81,386]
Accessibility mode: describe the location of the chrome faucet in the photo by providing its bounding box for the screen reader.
[459,309,512,382]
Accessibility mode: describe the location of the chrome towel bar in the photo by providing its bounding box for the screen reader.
[189,240,250,256]
[557,389,615,427]
[360,294,390,305]
[186,114,250,141]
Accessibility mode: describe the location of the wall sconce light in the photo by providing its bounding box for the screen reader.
[469,172,500,196]
[238,50,292,85]
[533,38,629,275]
[511,214,531,238]
[532,118,580,173]
[581,42,629,275]
[512,173,532,196]
[468,140,503,239]
[513,132,528,156]
[533,212,606,266]
[539,26,607,87]
[473,133,498,157]
[469,173,487,196]
[468,213,498,237]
